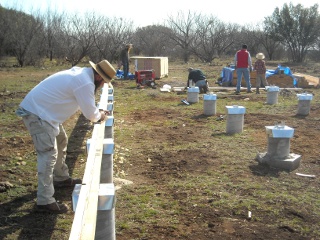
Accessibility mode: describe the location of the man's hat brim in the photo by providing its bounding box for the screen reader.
[89,60,116,82]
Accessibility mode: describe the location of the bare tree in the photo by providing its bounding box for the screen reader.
[309,33,320,61]
[0,6,12,57]
[61,12,99,66]
[42,8,66,61]
[132,25,174,56]
[91,17,134,63]
[191,15,239,63]
[6,9,44,67]
[166,11,199,63]
[251,24,283,60]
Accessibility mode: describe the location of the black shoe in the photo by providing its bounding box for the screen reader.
[234,91,240,95]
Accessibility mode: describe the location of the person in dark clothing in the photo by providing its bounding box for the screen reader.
[120,44,132,80]
[187,68,209,93]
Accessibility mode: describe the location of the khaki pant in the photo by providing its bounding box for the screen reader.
[256,73,268,88]
[22,113,70,205]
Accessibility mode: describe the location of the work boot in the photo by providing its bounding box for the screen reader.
[53,178,82,188]
[36,202,69,214]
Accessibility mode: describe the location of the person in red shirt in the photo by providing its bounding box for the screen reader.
[253,53,268,94]
[234,44,253,94]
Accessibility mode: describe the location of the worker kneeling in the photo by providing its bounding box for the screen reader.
[187,67,209,93]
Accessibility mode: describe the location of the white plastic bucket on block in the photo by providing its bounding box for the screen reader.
[203,93,217,116]
[265,125,294,138]
[225,105,246,134]
[297,93,313,115]
[187,87,199,103]
[266,86,279,105]
[265,125,294,159]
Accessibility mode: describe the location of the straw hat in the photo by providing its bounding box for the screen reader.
[89,60,116,82]
[256,53,265,60]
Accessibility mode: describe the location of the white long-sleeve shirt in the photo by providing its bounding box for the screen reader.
[20,66,101,132]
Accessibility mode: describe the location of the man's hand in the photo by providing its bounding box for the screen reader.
[98,109,110,122]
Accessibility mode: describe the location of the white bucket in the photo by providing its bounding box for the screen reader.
[187,87,199,103]
[297,94,313,116]
[225,106,246,134]
[203,94,217,116]
[266,86,279,105]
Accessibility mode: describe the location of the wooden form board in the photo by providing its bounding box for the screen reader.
[293,73,319,88]
[131,56,169,79]
[231,72,295,88]
[232,71,319,88]
[232,70,257,79]
[230,71,259,87]
[69,84,110,240]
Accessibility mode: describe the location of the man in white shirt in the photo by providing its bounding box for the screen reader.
[16,60,116,214]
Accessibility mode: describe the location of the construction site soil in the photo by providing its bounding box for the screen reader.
[0,62,319,240]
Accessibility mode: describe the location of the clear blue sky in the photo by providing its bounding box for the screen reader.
[0,0,319,27]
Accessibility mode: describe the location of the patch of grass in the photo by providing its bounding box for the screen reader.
[1,60,320,239]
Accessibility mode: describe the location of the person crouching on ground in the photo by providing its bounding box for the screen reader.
[16,60,116,214]
[187,67,209,93]
[254,52,268,94]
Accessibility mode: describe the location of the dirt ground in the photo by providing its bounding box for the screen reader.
[113,85,320,240]
[0,63,319,239]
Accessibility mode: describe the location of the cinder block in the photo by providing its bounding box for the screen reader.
[268,153,301,171]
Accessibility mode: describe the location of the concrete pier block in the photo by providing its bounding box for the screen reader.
[297,93,313,116]
[266,86,279,105]
[265,125,294,159]
[267,137,290,159]
[268,153,301,171]
[257,125,301,171]
[187,87,199,103]
[225,106,246,134]
[256,152,301,171]
[203,93,217,116]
